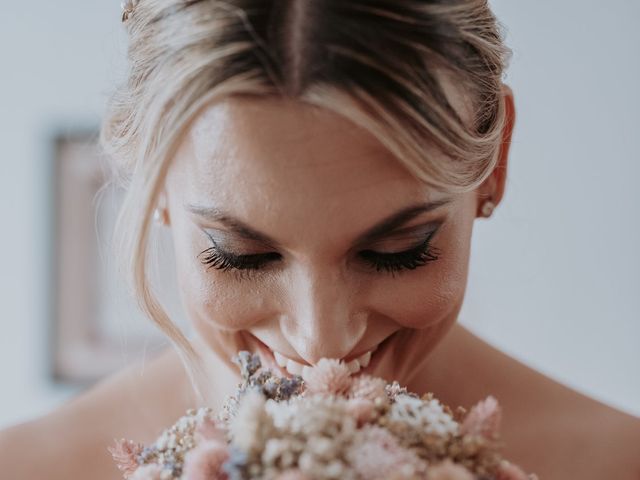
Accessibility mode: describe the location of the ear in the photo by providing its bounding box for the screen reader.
[475,83,516,217]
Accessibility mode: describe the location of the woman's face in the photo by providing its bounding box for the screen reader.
[163,95,490,388]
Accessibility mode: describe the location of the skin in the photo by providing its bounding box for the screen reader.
[162,90,498,396]
[1,85,639,480]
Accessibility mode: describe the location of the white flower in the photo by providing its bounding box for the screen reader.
[230,389,273,456]
[389,394,459,438]
[265,398,297,430]
[262,437,300,468]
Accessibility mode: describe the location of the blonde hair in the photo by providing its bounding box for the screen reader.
[99,0,512,401]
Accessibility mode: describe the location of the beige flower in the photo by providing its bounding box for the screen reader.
[230,388,272,456]
[302,358,353,396]
[128,464,162,480]
[275,468,312,480]
[427,459,474,480]
[345,397,377,426]
[195,416,227,443]
[389,394,459,438]
[347,374,388,402]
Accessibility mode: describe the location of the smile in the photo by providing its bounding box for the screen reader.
[273,345,378,377]
[249,334,386,378]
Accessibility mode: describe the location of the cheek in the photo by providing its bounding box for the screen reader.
[172,237,280,333]
[367,221,472,329]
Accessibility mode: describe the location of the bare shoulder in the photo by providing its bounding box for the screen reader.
[428,324,640,479]
[0,346,196,480]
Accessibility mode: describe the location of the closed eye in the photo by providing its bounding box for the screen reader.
[198,229,441,279]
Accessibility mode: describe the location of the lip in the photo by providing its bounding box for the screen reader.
[247,331,398,378]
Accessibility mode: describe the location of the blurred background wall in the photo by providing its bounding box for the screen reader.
[0,0,638,429]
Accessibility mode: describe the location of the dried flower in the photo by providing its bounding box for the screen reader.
[110,350,536,480]
[389,394,459,438]
[233,351,262,381]
[274,468,312,480]
[285,395,357,440]
[108,438,144,479]
[347,374,388,402]
[261,437,302,469]
[385,381,409,400]
[301,358,353,395]
[194,416,227,444]
[129,464,163,480]
[460,395,502,440]
[230,388,272,457]
[427,459,475,480]
[183,439,230,480]
[346,425,428,479]
[345,397,377,426]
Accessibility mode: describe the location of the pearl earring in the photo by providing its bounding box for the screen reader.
[153,208,165,225]
[481,200,495,218]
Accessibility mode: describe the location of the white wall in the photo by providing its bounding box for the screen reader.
[0,1,130,426]
[0,0,638,429]
[459,0,640,417]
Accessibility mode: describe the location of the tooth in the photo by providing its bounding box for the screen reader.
[273,351,288,368]
[357,350,372,368]
[346,358,361,374]
[301,365,312,379]
[286,359,304,375]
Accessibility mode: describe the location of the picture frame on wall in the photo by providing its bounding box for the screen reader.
[49,129,172,385]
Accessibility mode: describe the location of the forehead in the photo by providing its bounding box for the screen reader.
[169,96,450,248]
[175,95,441,195]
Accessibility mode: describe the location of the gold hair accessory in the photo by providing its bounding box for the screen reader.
[121,0,139,23]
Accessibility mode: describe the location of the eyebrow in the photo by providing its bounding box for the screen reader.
[186,198,452,248]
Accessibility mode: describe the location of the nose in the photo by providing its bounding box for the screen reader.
[280,263,367,365]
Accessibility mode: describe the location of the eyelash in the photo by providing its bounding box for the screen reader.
[197,231,441,280]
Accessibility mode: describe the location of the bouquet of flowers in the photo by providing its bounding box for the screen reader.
[110,351,538,480]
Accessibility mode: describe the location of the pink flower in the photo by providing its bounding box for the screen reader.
[108,438,143,479]
[347,374,387,402]
[460,395,502,440]
[427,459,474,480]
[183,439,230,480]
[347,425,428,479]
[302,358,353,396]
[274,468,312,480]
[345,397,377,426]
[195,416,227,443]
[129,464,162,480]
[495,460,530,480]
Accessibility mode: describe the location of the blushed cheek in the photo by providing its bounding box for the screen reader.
[368,228,471,330]
[173,244,281,335]
[171,256,248,365]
